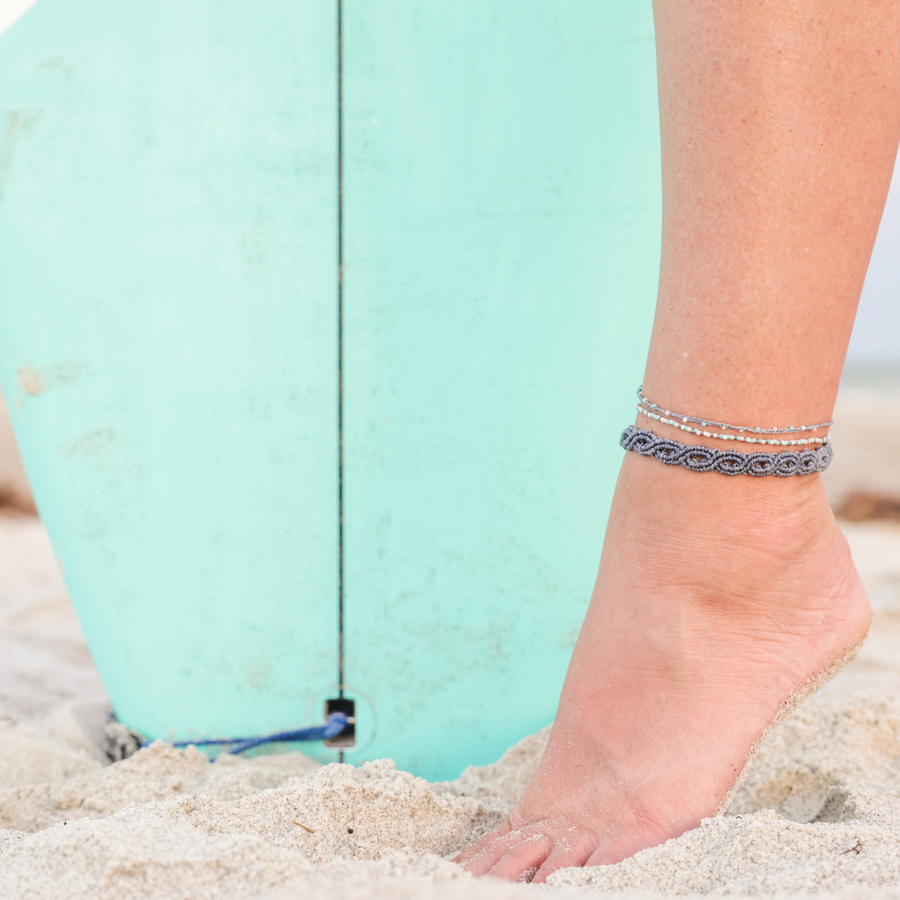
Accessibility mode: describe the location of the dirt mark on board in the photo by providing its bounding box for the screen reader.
[0,110,40,200]
[59,428,113,457]
[17,363,83,402]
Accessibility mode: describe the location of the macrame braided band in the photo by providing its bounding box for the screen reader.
[620,425,833,477]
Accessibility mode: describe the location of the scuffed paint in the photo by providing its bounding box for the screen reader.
[17,362,83,399]
[0,110,40,199]
[59,428,113,457]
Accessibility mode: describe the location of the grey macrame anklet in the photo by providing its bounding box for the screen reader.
[620,425,833,476]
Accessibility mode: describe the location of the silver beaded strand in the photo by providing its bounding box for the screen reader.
[636,406,830,446]
[636,386,833,436]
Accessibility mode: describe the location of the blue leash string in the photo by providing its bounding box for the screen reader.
[155,711,349,755]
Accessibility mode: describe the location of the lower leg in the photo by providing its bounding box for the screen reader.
[457,0,900,883]
[646,0,900,429]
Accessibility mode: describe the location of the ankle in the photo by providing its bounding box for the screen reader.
[616,451,834,543]
[606,454,858,617]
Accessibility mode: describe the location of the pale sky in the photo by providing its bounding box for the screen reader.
[847,161,900,368]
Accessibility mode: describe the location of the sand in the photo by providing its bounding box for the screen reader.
[3,384,900,899]
[2,516,900,899]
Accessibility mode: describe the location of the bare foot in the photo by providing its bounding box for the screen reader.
[456,452,871,883]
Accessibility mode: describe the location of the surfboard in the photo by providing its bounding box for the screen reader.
[0,0,659,780]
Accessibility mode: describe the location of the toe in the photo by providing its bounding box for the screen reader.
[485,831,554,882]
[531,832,599,883]
[453,820,512,870]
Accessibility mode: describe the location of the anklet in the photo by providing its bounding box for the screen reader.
[636,407,830,446]
[620,425,833,476]
[636,387,833,435]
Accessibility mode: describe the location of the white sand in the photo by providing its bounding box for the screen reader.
[3,385,900,899]
[2,516,900,899]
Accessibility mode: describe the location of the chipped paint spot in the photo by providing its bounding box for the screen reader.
[17,366,43,396]
[17,363,84,400]
[36,56,77,77]
[0,110,40,199]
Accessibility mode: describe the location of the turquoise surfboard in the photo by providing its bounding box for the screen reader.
[0,0,660,780]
